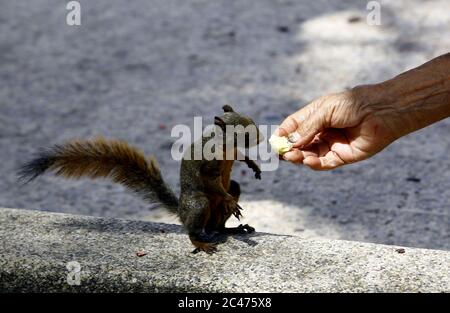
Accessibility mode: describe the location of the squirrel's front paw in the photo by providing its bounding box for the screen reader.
[254,170,262,180]
[224,196,243,220]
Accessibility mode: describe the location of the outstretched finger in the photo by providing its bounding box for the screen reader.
[282,149,305,164]
[303,150,346,171]
[273,101,317,137]
[274,115,299,137]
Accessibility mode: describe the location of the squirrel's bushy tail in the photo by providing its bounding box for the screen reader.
[18,137,179,214]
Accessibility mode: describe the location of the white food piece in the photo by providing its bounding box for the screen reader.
[269,135,293,155]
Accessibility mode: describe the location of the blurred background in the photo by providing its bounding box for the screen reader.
[1,0,449,250]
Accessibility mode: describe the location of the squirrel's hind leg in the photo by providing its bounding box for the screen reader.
[179,193,222,254]
[228,179,241,201]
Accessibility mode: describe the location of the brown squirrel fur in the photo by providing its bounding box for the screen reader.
[19,105,263,253]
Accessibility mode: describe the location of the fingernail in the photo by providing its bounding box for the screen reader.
[283,151,295,161]
[288,132,301,143]
[274,127,288,137]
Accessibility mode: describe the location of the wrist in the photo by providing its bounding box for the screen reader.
[354,54,450,140]
[353,73,450,141]
[351,83,411,142]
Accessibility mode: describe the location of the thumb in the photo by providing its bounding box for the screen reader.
[290,109,327,147]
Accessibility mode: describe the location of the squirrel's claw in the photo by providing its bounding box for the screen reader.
[190,233,222,254]
[221,224,256,235]
[192,244,218,255]
[233,203,244,220]
[240,224,255,233]
[234,224,256,234]
[255,171,262,180]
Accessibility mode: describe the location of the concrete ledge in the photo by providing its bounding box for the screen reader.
[0,208,449,292]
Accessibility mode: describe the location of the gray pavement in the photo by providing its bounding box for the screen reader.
[1,208,449,292]
[1,0,450,250]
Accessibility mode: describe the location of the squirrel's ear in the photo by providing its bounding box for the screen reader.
[222,105,234,113]
[214,116,226,130]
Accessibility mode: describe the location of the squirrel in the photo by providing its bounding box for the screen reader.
[19,105,263,254]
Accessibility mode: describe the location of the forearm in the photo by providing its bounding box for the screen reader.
[357,53,450,139]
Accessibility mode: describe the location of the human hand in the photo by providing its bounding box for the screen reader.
[274,53,450,170]
[274,87,403,170]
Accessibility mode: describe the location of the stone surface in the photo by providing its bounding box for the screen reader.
[1,208,449,292]
[1,0,450,251]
